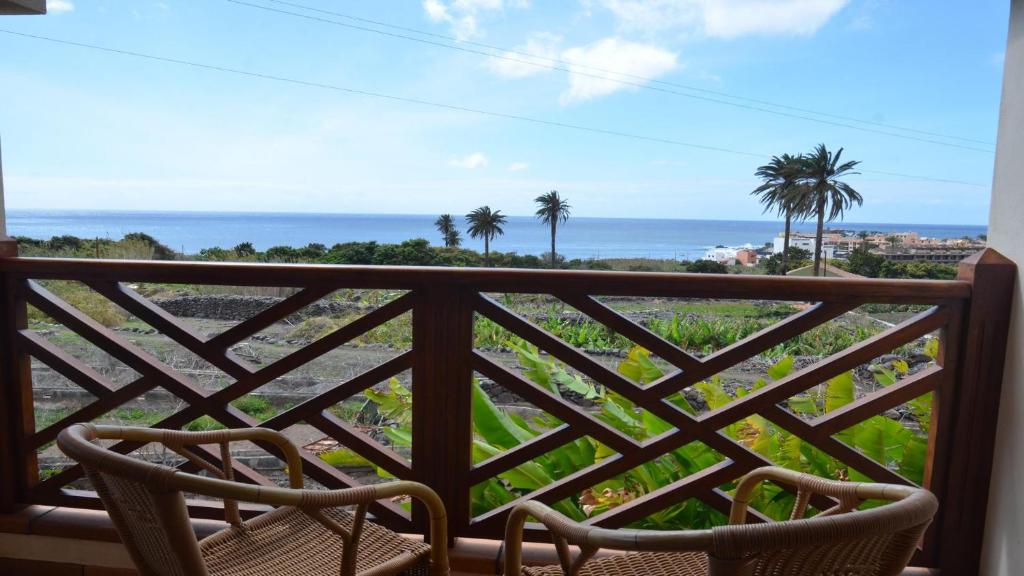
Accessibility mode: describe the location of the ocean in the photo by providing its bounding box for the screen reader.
[7,210,988,261]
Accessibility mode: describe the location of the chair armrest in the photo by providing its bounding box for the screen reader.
[502,501,712,576]
[729,466,920,524]
[91,425,305,488]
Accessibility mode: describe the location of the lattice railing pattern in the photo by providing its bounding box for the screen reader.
[0,253,1015,576]
[468,294,949,533]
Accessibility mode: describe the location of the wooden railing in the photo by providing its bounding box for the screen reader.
[0,250,1014,575]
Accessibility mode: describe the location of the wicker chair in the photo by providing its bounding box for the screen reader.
[503,467,938,576]
[57,423,449,576]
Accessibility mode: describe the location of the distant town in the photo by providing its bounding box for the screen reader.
[703,228,987,277]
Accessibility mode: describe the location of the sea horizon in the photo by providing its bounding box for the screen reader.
[8,209,989,261]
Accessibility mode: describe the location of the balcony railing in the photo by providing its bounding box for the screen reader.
[0,250,1014,575]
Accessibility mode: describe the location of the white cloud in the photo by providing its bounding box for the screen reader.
[593,0,849,39]
[560,38,677,104]
[507,162,530,171]
[450,152,489,169]
[423,0,527,40]
[48,0,74,14]
[487,33,562,78]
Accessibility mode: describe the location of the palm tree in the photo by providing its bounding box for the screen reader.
[801,144,863,276]
[534,190,571,268]
[886,235,902,251]
[466,206,506,266]
[434,214,461,247]
[751,154,809,275]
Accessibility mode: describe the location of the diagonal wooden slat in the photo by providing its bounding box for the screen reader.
[556,294,701,371]
[258,352,413,431]
[25,374,153,449]
[583,460,740,528]
[473,296,790,485]
[205,293,415,407]
[468,420,761,534]
[182,443,277,489]
[206,286,336,350]
[18,329,117,398]
[698,306,950,431]
[469,425,580,486]
[27,281,413,527]
[86,280,256,379]
[32,402,256,496]
[760,405,913,486]
[26,280,215,410]
[647,301,858,398]
[305,411,411,480]
[475,294,649,407]
[472,352,638,454]
[813,365,942,436]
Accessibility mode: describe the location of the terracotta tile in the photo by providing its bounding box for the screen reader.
[0,506,56,535]
[30,508,122,543]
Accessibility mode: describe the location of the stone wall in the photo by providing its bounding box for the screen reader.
[153,294,368,322]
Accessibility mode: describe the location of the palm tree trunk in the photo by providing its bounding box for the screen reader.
[813,201,825,276]
[782,210,792,275]
[550,220,557,268]
[484,236,490,266]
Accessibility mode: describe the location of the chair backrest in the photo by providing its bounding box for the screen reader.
[709,468,939,576]
[57,423,210,576]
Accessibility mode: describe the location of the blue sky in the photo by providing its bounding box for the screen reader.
[0,0,1010,224]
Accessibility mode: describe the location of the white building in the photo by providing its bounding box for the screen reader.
[771,235,835,260]
[702,244,758,265]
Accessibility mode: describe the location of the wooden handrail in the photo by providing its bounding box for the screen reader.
[0,256,971,302]
[0,249,1013,576]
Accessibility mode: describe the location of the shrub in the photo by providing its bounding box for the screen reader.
[686,259,729,274]
[27,281,127,327]
[185,415,226,431]
[762,246,812,275]
[286,316,340,341]
[232,394,278,421]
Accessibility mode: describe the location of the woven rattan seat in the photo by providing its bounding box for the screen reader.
[504,467,938,576]
[57,424,449,576]
[201,507,431,576]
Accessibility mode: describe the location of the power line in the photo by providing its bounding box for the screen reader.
[240,0,996,150]
[0,28,989,189]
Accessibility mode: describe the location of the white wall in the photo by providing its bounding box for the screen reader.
[981,1,1024,573]
[0,137,7,237]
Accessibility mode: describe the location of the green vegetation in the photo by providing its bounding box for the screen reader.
[16,231,961,280]
[466,206,507,266]
[762,247,812,276]
[752,153,810,275]
[27,281,127,327]
[434,214,462,248]
[839,245,957,279]
[16,233,175,260]
[750,144,862,276]
[186,415,227,431]
[281,299,875,360]
[684,259,729,274]
[324,342,931,528]
[287,316,343,342]
[231,394,280,422]
[802,144,863,276]
[109,407,166,426]
[534,190,571,268]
